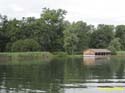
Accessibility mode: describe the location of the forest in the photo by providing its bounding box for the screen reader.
[0,8,124,54]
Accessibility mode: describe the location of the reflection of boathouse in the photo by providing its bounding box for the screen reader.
[83,56,111,65]
[83,49,111,57]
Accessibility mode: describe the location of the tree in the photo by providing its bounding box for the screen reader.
[19,17,37,39]
[63,21,91,54]
[109,38,121,51]
[0,31,9,51]
[0,15,9,51]
[108,38,121,54]
[90,24,114,48]
[74,21,92,52]
[35,8,67,51]
[1,8,125,53]
[11,39,40,52]
[64,25,79,54]
[116,25,125,50]
[2,18,23,51]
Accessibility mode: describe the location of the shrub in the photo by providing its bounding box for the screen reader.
[11,39,41,52]
[108,38,121,55]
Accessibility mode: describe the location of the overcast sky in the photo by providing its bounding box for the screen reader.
[0,0,125,25]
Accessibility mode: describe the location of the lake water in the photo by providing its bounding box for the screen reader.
[0,55,125,93]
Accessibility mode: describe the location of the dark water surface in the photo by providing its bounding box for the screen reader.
[0,56,125,93]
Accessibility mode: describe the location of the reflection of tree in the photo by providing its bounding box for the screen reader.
[116,62,125,79]
[109,56,125,79]
[89,63,113,79]
[63,58,89,83]
[83,56,125,79]
[0,57,125,93]
[0,58,66,93]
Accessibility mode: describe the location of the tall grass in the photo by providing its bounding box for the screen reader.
[117,51,125,56]
[0,52,52,56]
[0,52,53,64]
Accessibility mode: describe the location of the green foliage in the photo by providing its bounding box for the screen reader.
[0,15,9,52]
[108,38,121,54]
[0,8,67,52]
[52,52,68,57]
[109,38,121,51]
[64,30,79,54]
[0,52,53,64]
[0,31,9,51]
[11,39,40,52]
[90,24,114,48]
[72,21,91,51]
[63,22,80,54]
[64,21,91,54]
[0,8,125,53]
[117,51,125,55]
[36,8,66,51]
[116,25,125,50]
[108,45,117,55]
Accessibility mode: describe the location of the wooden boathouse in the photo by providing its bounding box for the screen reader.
[83,49,111,57]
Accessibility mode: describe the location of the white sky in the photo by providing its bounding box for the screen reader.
[0,0,125,25]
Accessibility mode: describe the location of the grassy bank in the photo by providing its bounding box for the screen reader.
[117,51,125,56]
[52,52,83,58]
[0,52,53,62]
[0,51,83,60]
[0,51,83,57]
[0,52,83,65]
[0,52,52,56]
[0,52,53,58]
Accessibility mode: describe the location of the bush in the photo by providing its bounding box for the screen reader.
[108,46,116,55]
[11,39,41,52]
[52,52,68,57]
[108,38,122,55]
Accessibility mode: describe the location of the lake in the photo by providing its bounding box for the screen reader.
[0,55,125,93]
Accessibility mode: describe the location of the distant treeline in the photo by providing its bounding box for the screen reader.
[0,8,124,54]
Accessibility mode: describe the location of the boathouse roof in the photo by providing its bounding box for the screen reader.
[90,49,111,53]
[84,49,111,53]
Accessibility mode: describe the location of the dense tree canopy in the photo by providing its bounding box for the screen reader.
[34,8,66,51]
[11,39,40,52]
[64,21,91,54]
[0,8,124,54]
[90,24,114,48]
[116,25,125,50]
[108,38,121,54]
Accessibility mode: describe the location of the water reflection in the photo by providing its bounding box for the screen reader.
[83,56,111,66]
[0,56,124,93]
